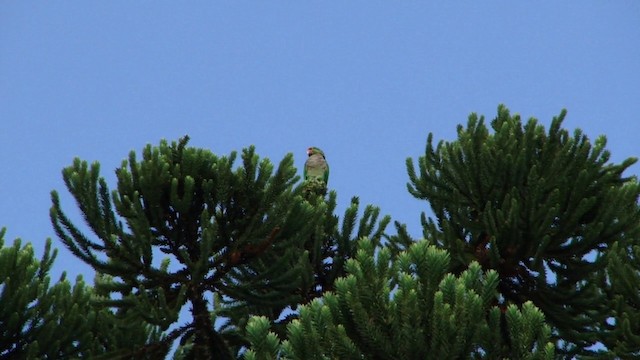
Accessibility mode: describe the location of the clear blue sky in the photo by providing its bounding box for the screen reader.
[2,2,639,286]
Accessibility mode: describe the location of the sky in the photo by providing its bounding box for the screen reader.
[1,2,639,294]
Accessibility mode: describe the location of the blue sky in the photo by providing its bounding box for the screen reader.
[2,2,639,287]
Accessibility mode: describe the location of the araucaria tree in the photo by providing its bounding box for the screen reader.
[404,105,640,357]
[2,105,636,359]
[244,238,556,359]
[0,229,98,358]
[0,229,158,359]
[244,106,639,359]
[49,137,388,359]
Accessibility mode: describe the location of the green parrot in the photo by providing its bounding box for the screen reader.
[304,146,329,185]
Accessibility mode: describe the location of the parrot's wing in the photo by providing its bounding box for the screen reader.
[323,163,329,183]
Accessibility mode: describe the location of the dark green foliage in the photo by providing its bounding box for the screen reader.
[216,191,390,349]
[50,137,315,358]
[406,105,640,356]
[0,228,158,359]
[603,239,640,358]
[244,238,555,360]
[302,192,390,300]
[0,229,85,359]
[49,136,389,358]
[0,105,631,358]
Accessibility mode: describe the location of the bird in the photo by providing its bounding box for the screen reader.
[304,147,329,185]
[303,147,329,198]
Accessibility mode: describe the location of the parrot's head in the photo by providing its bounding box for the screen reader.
[307,147,325,158]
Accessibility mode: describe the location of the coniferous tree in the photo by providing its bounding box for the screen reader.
[244,237,555,360]
[0,228,158,359]
[2,104,630,358]
[49,137,389,358]
[603,237,640,357]
[404,105,640,356]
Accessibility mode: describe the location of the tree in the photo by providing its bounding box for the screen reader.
[49,137,389,358]
[0,228,158,359]
[603,236,640,357]
[244,238,555,360]
[2,104,634,358]
[403,105,640,357]
[245,105,639,359]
